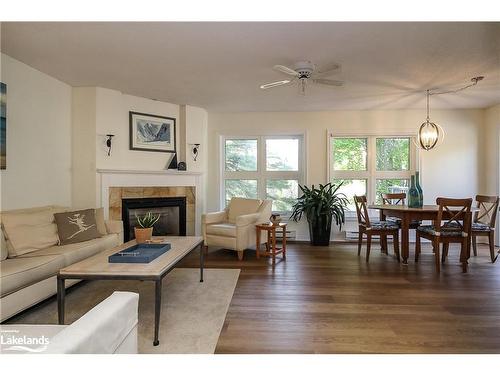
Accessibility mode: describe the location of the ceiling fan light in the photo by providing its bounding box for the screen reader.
[418,120,440,150]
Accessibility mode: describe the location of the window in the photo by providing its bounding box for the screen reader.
[329,135,416,210]
[222,135,304,213]
[225,139,258,171]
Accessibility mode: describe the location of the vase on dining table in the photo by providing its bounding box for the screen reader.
[415,171,423,207]
[408,175,421,208]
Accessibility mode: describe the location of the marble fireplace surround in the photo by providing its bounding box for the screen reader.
[97,169,203,236]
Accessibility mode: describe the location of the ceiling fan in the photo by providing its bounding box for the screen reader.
[260,60,344,95]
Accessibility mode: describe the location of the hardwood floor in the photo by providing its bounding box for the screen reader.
[179,242,500,353]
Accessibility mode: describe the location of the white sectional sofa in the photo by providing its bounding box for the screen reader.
[0,205,123,322]
[0,291,138,354]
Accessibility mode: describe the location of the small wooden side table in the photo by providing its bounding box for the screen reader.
[255,222,287,264]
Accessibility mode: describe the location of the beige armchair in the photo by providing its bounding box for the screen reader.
[202,197,272,260]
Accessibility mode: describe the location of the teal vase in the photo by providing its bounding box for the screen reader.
[415,171,423,207]
[408,175,421,208]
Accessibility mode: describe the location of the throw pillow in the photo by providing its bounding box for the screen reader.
[55,209,100,245]
[1,206,62,257]
[95,208,108,236]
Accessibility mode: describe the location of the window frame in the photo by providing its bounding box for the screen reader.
[327,131,418,215]
[220,134,305,214]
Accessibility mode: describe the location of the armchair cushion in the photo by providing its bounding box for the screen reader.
[44,291,139,354]
[227,198,261,224]
[202,210,227,225]
[236,213,261,227]
[206,223,236,237]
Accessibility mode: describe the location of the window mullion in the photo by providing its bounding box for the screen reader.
[368,136,375,205]
[259,136,266,201]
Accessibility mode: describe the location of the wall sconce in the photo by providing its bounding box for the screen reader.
[190,143,200,161]
[106,134,115,156]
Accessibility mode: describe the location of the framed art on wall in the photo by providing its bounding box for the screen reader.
[129,111,176,153]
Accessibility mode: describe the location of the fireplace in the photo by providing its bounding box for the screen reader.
[122,197,187,242]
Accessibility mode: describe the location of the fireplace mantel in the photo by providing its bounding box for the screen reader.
[97,169,203,176]
[96,168,204,235]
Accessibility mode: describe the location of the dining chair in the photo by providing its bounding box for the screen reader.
[471,195,499,263]
[380,192,421,253]
[415,197,472,273]
[354,195,400,263]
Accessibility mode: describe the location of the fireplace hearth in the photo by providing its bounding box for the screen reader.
[122,197,187,242]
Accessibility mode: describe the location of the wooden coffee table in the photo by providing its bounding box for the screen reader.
[56,236,204,346]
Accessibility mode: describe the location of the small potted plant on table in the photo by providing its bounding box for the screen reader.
[134,212,161,243]
[290,182,348,246]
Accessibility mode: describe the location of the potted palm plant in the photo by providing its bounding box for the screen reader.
[290,182,348,246]
[134,212,161,243]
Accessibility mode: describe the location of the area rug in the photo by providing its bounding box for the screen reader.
[7,268,240,354]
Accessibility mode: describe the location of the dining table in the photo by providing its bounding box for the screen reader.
[368,204,477,266]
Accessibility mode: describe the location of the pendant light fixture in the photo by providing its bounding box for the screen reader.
[416,76,484,151]
[417,90,442,150]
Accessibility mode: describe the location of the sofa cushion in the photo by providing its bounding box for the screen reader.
[1,229,7,261]
[206,223,237,237]
[0,254,65,297]
[95,208,107,236]
[19,234,119,266]
[105,220,123,235]
[54,209,100,245]
[227,198,261,224]
[1,206,65,257]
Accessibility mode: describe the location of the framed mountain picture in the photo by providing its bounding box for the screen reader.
[1,82,6,169]
[129,111,176,153]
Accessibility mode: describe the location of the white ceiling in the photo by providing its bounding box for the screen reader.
[1,22,499,112]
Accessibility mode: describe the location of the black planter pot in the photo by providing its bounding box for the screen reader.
[308,214,332,246]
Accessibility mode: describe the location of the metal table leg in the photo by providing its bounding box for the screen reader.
[57,276,65,325]
[153,279,162,346]
[200,243,204,283]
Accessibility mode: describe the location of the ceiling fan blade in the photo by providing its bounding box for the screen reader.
[315,63,341,77]
[313,78,344,87]
[273,65,299,77]
[260,80,292,90]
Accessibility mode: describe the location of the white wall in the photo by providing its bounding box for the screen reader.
[185,105,208,173]
[0,53,72,210]
[208,109,485,240]
[95,87,180,171]
[69,87,209,211]
[481,104,500,195]
[72,87,97,208]
[481,104,500,245]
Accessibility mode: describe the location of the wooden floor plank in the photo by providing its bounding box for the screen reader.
[179,242,500,353]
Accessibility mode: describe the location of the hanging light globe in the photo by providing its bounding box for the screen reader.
[416,90,445,151]
[418,120,440,150]
[414,78,484,151]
